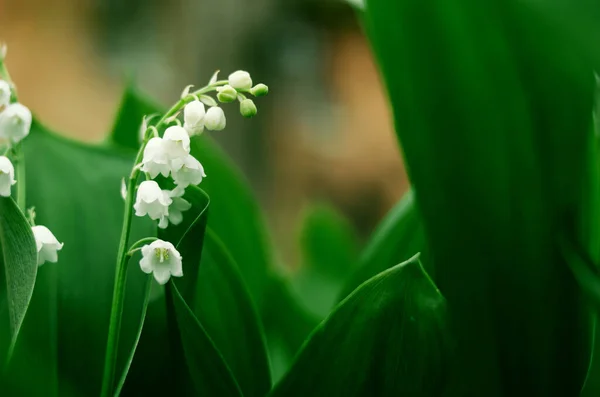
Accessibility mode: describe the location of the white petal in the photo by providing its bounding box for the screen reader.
[153,269,172,285]
[163,126,191,153]
[158,217,169,229]
[173,197,192,212]
[0,103,31,143]
[204,107,226,131]
[168,210,183,226]
[139,255,153,274]
[228,70,253,90]
[184,100,206,127]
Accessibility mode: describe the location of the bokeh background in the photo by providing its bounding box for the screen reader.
[0,0,408,269]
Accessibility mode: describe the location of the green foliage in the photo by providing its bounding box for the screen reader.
[338,189,426,301]
[270,254,451,397]
[364,0,600,396]
[0,197,37,365]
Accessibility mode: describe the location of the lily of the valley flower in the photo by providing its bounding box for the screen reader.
[228,70,253,90]
[134,180,172,228]
[0,80,10,108]
[204,107,226,131]
[183,100,206,137]
[163,126,191,159]
[0,156,16,197]
[32,225,64,266]
[171,155,206,188]
[141,137,171,179]
[0,103,31,143]
[139,239,183,285]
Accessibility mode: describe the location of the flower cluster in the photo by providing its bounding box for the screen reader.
[0,75,63,266]
[135,70,268,284]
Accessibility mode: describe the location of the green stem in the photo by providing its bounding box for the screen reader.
[126,237,158,257]
[16,144,25,209]
[100,145,146,397]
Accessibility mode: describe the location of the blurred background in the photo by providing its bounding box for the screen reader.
[0,0,408,270]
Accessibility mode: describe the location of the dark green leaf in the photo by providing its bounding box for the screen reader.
[0,196,38,364]
[6,120,154,396]
[109,87,160,150]
[269,254,450,397]
[338,189,426,301]
[167,282,243,397]
[193,228,272,397]
[364,0,598,395]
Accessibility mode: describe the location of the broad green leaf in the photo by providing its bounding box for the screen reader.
[167,282,243,397]
[4,120,154,396]
[109,86,159,150]
[290,203,359,319]
[364,0,599,395]
[0,197,38,364]
[269,254,450,397]
[338,189,426,301]
[193,228,272,397]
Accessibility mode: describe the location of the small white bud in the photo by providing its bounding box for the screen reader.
[204,107,226,131]
[250,83,269,97]
[171,154,206,188]
[228,70,253,90]
[139,239,183,285]
[0,80,11,107]
[0,156,16,197]
[163,126,191,159]
[32,225,64,266]
[216,85,238,103]
[183,100,205,137]
[134,180,173,228]
[0,103,31,143]
[141,137,171,179]
[240,99,257,118]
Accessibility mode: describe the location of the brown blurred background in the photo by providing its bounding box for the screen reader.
[0,0,409,267]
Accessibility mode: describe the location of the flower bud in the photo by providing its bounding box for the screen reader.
[183,100,205,137]
[0,156,16,197]
[250,83,269,97]
[204,107,226,131]
[32,225,64,266]
[134,180,173,228]
[228,70,253,90]
[240,99,257,118]
[0,80,10,107]
[0,103,31,143]
[216,85,238,103]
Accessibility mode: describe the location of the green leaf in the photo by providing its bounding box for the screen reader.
[269,254,450,397]
[167,282,243,397]
[290,203,359,319]
[338,189,426,301]
[364,0,599,395]
[193,228,272,397]
[5,120,154,396]
[109,87,159,150]
[0,197,38,364]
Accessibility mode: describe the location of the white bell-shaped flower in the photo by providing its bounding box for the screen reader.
[0,80,10,108]
[0,156,16,197]
[228,70,253,90]
[171,155,206,188]
[204,107,226,131]
[183,100,205,137]
[163,126,191,160]
[134,180,172,228]
[0,103,31,143]
[141,137,171,179]
[32,225,64,266]
[139,239,183,285]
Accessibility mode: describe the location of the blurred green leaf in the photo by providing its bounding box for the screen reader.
[269,254,450,397]
[0,197,38,365]
[364,0,599,395]
[290,203,359,318]
[193,228,272,397]
[109,87,158,150]
[3,120,154,396]
[168,282,243,397]
[338,189,426,301]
